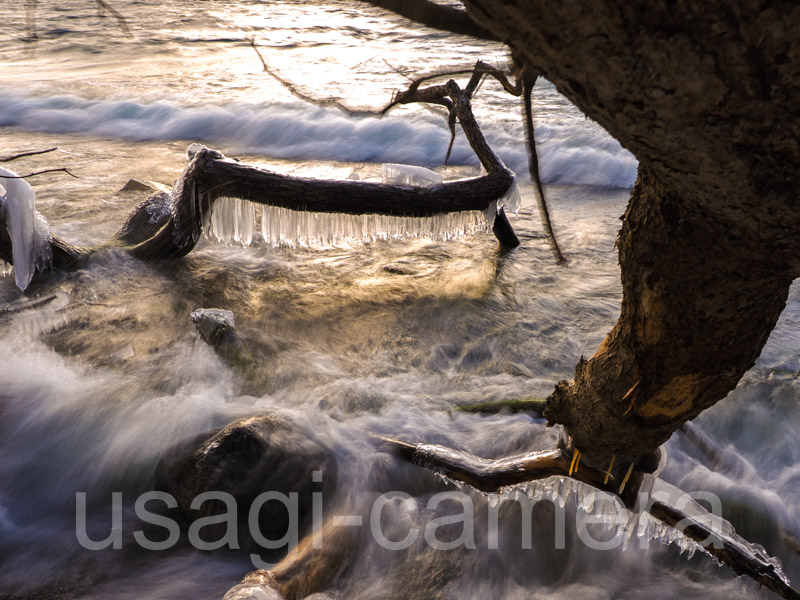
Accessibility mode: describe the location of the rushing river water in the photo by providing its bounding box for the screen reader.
[1,1,800,599]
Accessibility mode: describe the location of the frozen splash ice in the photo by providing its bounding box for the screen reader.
[200,163,508,248]
[0,167,53,291]
[258,204,489,248]
[204,197,490,248]
[513,475,791,587]
[516,477,710,559]
[500,172,521,214]
[206,197,256,246]
[198,162,512,249]
[381,163,444,188]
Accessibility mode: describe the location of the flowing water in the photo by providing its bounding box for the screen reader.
[1,1,799,599]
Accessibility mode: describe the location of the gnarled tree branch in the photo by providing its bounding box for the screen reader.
[362,0,499,41]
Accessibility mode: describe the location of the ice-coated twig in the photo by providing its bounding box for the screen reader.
[377,436,610,492]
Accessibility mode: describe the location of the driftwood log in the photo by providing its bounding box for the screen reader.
[0,75,520,274]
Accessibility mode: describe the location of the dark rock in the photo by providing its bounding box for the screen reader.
[155,414,337,553]
[382,262,419,276]
[190,308,255,369]
[119,179,154,192]
[113,191,171,244]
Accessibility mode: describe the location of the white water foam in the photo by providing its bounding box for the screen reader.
[0,92,637,188]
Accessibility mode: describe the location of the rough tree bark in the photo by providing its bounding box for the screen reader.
[422,0,800,469]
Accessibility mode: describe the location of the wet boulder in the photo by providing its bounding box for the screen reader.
[155,414,337,555]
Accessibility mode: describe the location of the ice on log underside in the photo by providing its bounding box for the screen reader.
[0,77,523,288]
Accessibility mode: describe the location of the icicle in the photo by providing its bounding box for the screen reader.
[0,168,53,291]
[233,198,255,246]
[254,204,488,248]
[0,259,13,278]
[33,212,52,272]
[206,197,255,247]
[381,163,443,187]
[499,171,521,214]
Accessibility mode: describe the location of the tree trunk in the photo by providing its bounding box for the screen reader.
[546,165,795,467]
[442,0,800,466]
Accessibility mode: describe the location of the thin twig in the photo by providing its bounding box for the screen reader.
[382,61,519,113]
[0,168,78,179]
[94,0,132,38]
[523,76,566,263]
[381,58,414,82]
[379,58,449,119]
[246,37,268,71]
[25,0,38,41]
[247,38,379,118]
[0,148,57,162]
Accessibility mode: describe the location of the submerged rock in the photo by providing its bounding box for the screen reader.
[191,308,236,345]
[155,414,337,553]
[119,178,155,192]
[222,571,286,600]
[114,191,172,244]
[190,308,255,368]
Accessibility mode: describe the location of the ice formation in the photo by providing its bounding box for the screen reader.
[202,197,490,249]
[380,163,443,188]
[500,172,521,214]
[259,204,489,248]
[512,475,791,584]
[206,197,256,246]
[0,167,53,291]
[199,164,523,249]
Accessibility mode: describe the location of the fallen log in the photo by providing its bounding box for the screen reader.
[650,499,800,600]
[0,75,522,284]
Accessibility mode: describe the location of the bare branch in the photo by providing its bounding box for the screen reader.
[0,147,57,162]
[523,75,566,263]
[94,0,132,38]
[0,168,77,179]
[378,436,609,492]
[381,58,413,82]
[246,37,268,71]
[381,435,800,600]
[381,61,519,119]
[361,0,499,41]
[650,501,800,600]
[247,39,380,118]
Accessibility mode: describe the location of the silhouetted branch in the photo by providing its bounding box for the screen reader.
[361,0,499,41]
[0,168,77,179]
[523,75,565,263]
[247,38,379,118]
[0,148,57,162]
[94,0,132,38]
